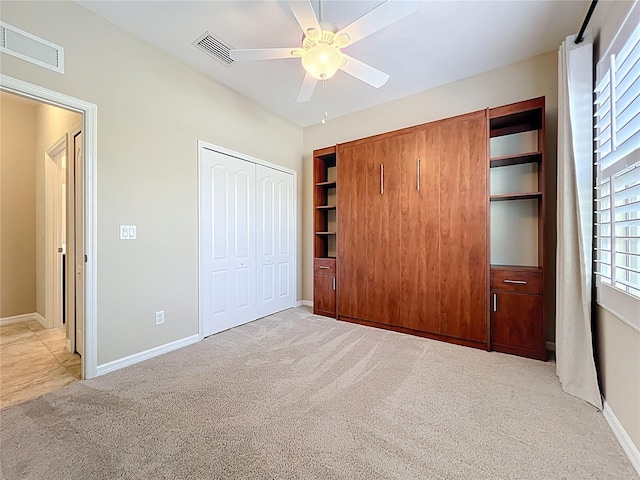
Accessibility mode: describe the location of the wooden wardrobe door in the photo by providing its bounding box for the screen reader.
[438,112,488,343]
[400,127,441,332]
[337,142,371,320]
[366,136,402,326]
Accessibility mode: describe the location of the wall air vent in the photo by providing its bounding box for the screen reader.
[192,31,234,66]
[0,22,64,73]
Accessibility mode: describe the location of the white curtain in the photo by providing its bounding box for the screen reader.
[556,33,602,409]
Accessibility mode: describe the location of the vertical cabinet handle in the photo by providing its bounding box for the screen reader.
[417,158,421,191]
[333,277,336,291]
[380,164,384,195]
[493,293,497,312]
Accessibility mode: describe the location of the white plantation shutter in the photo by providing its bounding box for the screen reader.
[595,18,640,303]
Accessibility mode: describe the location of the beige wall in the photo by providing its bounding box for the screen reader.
[0,1,303,364]
[596,307,640,449]
[302,51,559,341]
[589,0,640,455]
[34,103,82,318]
[0,93,38,318]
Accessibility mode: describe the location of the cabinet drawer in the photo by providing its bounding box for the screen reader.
[314,258,336,275]
[491,268,542,294]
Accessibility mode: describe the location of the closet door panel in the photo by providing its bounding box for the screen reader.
[201,150,257,337]
[337,143,370,320]
[366,137,402,326]
[256,165,295,318]
[400,128,441,332]
[438,114,488,343]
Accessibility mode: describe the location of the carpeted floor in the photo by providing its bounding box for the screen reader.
[0,307,636,479]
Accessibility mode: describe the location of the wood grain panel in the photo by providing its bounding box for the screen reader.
[400,127,440,332]
[490,292,544,360]
[366,136,402,326]
[337,143,370,319]
[314,273,336,317]
[491,268,542,294]
[439,114,488,343]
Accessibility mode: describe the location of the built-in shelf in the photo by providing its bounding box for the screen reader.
[490,192,542,202]
[491,264,543,271]
[316,205,336,210]
[316,181,337,188]
[315,231,337,235]
[490,151,542,168]
[316,256,337,260]
[489,106,543,138]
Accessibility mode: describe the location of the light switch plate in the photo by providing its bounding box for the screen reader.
[120,225,137,240]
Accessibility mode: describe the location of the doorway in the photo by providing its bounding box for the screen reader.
[0,74,98,383]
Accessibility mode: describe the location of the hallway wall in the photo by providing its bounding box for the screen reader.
[0,93,37,318]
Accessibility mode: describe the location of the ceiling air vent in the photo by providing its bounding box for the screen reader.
[193,31,234,66]
[0,22,64,73]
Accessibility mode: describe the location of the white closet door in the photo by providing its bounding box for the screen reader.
[256,165,295,318]
[201,149,256,337]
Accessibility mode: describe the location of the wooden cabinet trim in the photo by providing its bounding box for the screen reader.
[337,109,487,150]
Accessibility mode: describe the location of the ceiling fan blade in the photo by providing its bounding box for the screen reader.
[336,0,417,46]
[340,55,389,88]
[288,0,321,35]
[296,72,317,103]
[229,48,297,62]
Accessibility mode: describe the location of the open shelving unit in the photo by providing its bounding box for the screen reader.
[313,146,337,318]
[488,97,546,360]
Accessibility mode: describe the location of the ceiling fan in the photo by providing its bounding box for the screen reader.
[229,0,417,103]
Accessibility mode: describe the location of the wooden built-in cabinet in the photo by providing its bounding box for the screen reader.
[336,110,488,348]
[313,97,547,361]
[313,147,337,317]
[489,97,546,360]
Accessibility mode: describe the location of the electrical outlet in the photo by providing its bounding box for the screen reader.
[155,310,165,325]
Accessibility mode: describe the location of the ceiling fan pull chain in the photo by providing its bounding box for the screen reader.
[321,78,328,125]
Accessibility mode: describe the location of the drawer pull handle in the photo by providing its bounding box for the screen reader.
[319,266,331,269]
[504,280,527,285]
[493,293,497,312]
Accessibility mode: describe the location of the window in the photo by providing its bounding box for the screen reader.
[594,16,640,306]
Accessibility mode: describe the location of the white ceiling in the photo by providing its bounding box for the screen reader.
[79,0,588,127]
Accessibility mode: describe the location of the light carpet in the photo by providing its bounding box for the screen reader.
[0,307,636,479]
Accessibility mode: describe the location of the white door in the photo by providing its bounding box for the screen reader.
[73,130,84,355]
[45,136,67,330]
[256,165,295,318]
[201,149,257,337]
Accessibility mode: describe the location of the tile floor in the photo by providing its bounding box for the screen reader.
[0,320,81,409]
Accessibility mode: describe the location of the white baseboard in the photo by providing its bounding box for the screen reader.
[296,300,312,307]
[96,334,200,377]
[34,312,50,329]
[546,341,556,351]
[0,312,49,327]
[602,398,640,476]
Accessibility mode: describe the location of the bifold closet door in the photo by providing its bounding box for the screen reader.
[201,149,257,337]
[438,112,488,343]
[256,165,295,318]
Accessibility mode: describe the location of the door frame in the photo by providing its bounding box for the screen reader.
[197,140,297,341]
[65,124,83,355]
[1,74,98,379]
[44,134,68,330]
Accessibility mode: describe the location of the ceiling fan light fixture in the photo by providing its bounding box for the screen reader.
[301,44,345,80]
